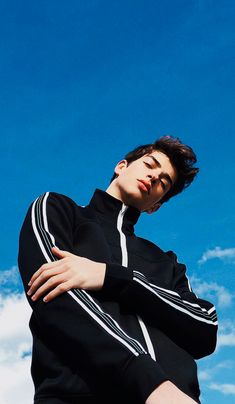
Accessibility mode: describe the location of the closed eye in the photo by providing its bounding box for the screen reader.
[144,162,152,168]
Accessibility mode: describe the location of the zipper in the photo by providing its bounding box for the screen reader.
[117,204,156,361]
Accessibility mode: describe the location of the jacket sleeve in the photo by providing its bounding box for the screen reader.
[103,252,218,359]
[18,192,168,403]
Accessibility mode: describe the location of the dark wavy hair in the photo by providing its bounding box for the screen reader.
[109,136,199,203]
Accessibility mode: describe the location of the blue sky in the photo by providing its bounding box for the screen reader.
[0,1,234,402]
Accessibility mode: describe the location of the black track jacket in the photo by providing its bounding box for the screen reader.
[18,189,218,404]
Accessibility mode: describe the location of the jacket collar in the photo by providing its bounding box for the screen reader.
[88,188,141,233]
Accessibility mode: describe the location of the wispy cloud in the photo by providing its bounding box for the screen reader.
[198,246,235,265]
[0,266,23,294]
[0,266,18,284]
[218,332,235,348]
[218,331,235,347]
[190,276,233,308]
[217,320,235,349]
[0,291,33,404]
[198,360,234,381]
[209,383,235,395]
[198,369,212,381]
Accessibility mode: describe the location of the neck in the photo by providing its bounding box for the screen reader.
[105,182,125,204]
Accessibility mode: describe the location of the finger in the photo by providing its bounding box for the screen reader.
[51,246,65,258]
[28,262,55,286]
[28,260,63,286]
[51,246,73,259]
[30,273,67,301]
[28,263,65,295]
[27,264,65,296]
[43,280,73,302]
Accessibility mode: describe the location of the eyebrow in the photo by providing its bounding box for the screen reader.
[146,154,174,186]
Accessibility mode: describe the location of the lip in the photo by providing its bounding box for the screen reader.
[137,180,151,194]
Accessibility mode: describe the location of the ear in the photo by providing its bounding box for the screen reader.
[145,202,161,214]
[114,159,128,176]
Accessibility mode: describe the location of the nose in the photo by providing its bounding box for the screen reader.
[147,174,159,185]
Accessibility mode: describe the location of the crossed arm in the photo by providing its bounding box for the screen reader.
[27,247,218,359]
[27,246,198,404]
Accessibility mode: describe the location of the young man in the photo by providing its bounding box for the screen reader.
[18,136,218,404]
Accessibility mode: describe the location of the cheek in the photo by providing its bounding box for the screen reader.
[121,169,136,182]
[151,188,164,202]
[118,172,133,188]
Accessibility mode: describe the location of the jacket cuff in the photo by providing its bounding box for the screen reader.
[119,354,168,403]
[102,263,133,298]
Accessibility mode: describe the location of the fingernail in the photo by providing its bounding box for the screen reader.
[27,290,32,296]
[28,281,32,286]
[31,295,36,301]
[43,297,48,302]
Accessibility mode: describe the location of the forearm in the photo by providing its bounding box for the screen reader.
[103,262,218,358]
[28,244,217,360]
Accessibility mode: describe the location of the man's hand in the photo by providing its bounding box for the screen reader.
[27,246,106,302]
[146,381,198,404]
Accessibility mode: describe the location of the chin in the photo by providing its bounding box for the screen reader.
[124,190,144,209]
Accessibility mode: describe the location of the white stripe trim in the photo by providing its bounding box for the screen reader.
[181,300,207,310]
[117,204,129,267]
[159,290,215,319]
[68,291,140,356]
[154,286,210,314]
[135,271,179,297]
[81,290,146,353]
[208,306,216,315]
[134,270,216,319]
[187,276,192,292]
[31,198,52,263]
[117,205,156,360]
[137,315,156,360]
[36,195,55,261]
[42,192,55,245]
[155,289,217,322]
[134,277,218,326]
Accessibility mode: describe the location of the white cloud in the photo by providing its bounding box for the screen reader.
[198,246,235,265]
[0,266,19,285]
[198,360,234,381]
[216,360,234,369]
[0,266,23,292]
[217,332,235,348]
[0,292,34,404]
[209,383,235,395]
[0,356,33,404]
[190,276,233,308]
[216,320,235,349]
[198,369,211,381]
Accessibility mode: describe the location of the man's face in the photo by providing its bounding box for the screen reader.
[109,150,177,213]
